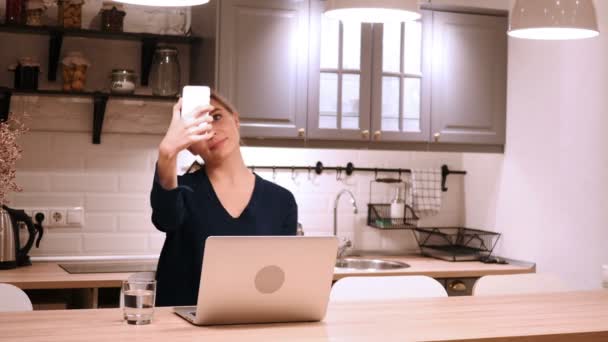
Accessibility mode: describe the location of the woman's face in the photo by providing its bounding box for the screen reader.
[188,99,240,164]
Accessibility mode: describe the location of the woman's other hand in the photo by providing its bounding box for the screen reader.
[159,99,215,160]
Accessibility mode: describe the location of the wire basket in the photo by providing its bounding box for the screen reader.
[367,203,419,229]
[413,227,501,261]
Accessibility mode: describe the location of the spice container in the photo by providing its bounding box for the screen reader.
[9,57,41,90]
[61,51,90,92]
[25,0,46,26]
[5,0,25,24]
[110,69,137,94]
[100,1,126,32]
[58,0,84,29]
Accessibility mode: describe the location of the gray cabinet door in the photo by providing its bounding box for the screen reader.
[307,0,372,141]
[430,12,507,145]
[218,0,309,139]
[369,10,432,143]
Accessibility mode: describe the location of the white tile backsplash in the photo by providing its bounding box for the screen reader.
[13,110,466,257]
[83,234,148,254]
[50,174,119,193]
[83,214,117,232]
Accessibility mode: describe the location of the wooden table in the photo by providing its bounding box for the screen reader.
[1,290,606,342]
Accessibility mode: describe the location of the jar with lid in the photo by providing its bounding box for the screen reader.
[149,46,180,97]
[25,0,46,26]
[61,51,90,92]
[100,1,126,32]
[5,0,25,24]
[58,0,84,28]
[110,69,137,94]
[8,57,41,90]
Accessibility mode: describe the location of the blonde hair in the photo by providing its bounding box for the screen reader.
[186,89,240,173]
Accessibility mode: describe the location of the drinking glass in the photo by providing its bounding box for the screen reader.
[122,279,156,325]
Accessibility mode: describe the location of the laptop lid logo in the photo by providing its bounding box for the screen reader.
[254,265,285,294]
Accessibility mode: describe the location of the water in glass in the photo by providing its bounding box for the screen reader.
[123,281,156,325]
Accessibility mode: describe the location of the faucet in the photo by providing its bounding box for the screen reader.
[334,189,358,259]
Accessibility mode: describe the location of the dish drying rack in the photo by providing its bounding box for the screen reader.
[413,227,501,262]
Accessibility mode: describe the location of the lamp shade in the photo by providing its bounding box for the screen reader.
[509,0,599,40]
[113,0,209,6]
[324,0,421,23]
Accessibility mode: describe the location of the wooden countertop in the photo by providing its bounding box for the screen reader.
[0,256,534,290]
[1,290,606,341]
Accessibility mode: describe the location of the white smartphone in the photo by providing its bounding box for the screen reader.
[181,85,211,124]
[177,85,210,175]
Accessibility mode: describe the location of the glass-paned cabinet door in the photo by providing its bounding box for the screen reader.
[308,0,372,140]
[371,10,431,142]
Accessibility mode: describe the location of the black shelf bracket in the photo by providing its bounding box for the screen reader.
[49,30,64,82]
[141,37,159,86]
[0,88,12,122]
[93,92,109,144]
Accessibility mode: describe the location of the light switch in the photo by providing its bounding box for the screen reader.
[67,208,84,226]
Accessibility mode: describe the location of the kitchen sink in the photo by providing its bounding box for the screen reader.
[335,258,410,270]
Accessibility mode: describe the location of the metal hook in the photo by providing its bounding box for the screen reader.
[273,167,277,181]
[374,168,378,181]
[336,168,343,181]
[291,167,297,181]
[307,166,312,180]
[398,169,402,181]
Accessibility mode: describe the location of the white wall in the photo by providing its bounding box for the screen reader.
[464,1,608,290]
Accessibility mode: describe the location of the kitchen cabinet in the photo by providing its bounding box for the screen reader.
[192,2,507,147]
[215,0,310,140]
[307,3,507,146]
[430,12,507,145]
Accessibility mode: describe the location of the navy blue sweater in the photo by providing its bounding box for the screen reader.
[150,166,297,307]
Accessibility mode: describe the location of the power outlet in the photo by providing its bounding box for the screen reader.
[31,209,48,225]
[49,209,67,226]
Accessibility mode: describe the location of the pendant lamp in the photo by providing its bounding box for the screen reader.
[113,0,210,6]
[509,0,599,40]
[324,0,421,23]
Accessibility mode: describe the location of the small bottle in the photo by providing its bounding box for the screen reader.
[296,222,304,236]
[390,186,404,221]
[602,265,608,289]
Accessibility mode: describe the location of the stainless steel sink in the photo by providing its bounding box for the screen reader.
[334,258,410,270]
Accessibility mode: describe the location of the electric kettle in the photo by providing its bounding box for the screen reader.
[0,205,43,269]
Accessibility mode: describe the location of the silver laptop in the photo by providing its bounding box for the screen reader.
[174,236,338,326]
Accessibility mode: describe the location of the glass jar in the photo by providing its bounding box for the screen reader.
[25,0,45,26]
[9,57,40,90]
[5,0,25,24]
[149,46,180,97]
[58,0,84,29]
[603,265,608,289]
[110,69,137,94]
[61,51,90,92]
[100,1,126,32]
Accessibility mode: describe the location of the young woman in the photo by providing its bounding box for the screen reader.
[150,91,297,307]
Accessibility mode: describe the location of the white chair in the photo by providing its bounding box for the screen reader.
[0,283,33,312]
[473,273,571,296]
[330,276,447,302]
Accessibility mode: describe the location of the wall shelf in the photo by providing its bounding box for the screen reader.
[0,24,201,85]
[0,87,177,144]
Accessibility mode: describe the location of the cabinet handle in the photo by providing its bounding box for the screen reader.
[448,280,467,292]
[433,132,441,142]
[297,128,305,138]
[373,131,382,140]
[361,130,370,139]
